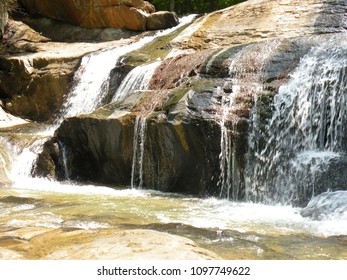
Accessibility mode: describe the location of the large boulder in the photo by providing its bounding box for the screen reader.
[19,0,179,31]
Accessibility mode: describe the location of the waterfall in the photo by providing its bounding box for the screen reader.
[8,137,47,182]
[49,15,196,181]
[57,15,196,123]
[217,41,280,200]
[131,116,148,188]
[112,61,161,102]
[245,36,347,205]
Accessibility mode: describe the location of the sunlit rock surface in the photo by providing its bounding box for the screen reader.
[45,229,221,260]
[19,0,179,31]
[173,0,347,50]
[0,226,220,260]
[0,20,136,121]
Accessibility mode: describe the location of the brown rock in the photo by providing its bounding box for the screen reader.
[45,229,221,260]
[146,11,179,30]
[0,20,135,121]
[19,0,177,31]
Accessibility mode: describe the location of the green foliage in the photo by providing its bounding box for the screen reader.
[149,0,246,15]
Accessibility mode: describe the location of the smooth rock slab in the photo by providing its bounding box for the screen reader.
[45,229,221,260]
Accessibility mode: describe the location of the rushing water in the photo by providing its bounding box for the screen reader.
[112,61,161,102]
[57,15,196,123]
[245,36,347,205]
[1,179,347,260]
[217,41,280,200]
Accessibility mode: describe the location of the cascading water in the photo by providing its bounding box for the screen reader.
[2,12,347,261]
[57,15,196,123]
[245,35,347,206]
[52,15,196,180]
[112,61,161,102]
[131,116,148,189]
[120,62,162,189]
[217,41,280,200]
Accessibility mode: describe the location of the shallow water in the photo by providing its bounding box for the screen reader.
[1,178,346,260]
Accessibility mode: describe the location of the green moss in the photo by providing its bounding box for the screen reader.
[124,20,197,66]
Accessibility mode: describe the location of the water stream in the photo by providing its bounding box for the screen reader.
[1,20,347,260]
[245,36,347,205]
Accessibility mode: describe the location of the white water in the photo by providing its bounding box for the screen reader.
[246,36,347,205]
[57,15,197,122]
[218,41,280,199]
[112,61,161,102]
[131,116,148,188]
[3,178,347,237]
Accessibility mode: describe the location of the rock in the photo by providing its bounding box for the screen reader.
[19,0,178,31]
[0,248,24,260]
[0,20,136,121]
[300,191,347,220]
[146,11,179,30]
[2,20,51,53]
[21,16,138,43]
[8,0,347,204]
[45,229,221,260]
[173,0,347,50]
[41,93,222,196]
[0,1,8,37]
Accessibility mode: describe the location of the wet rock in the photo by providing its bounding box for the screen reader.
[300,191,347,220]
[52,113,135,185]
[21,0,347,204]
[0,20,135,121]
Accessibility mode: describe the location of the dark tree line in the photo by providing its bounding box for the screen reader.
[149,0,246,15]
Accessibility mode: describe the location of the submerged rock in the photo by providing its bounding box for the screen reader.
[300,191,347,220]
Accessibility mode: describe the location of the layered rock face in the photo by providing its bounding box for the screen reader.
[0,19,137,121]
[19,0,179,31]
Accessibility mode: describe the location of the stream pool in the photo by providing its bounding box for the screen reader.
[1,178,346,260]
